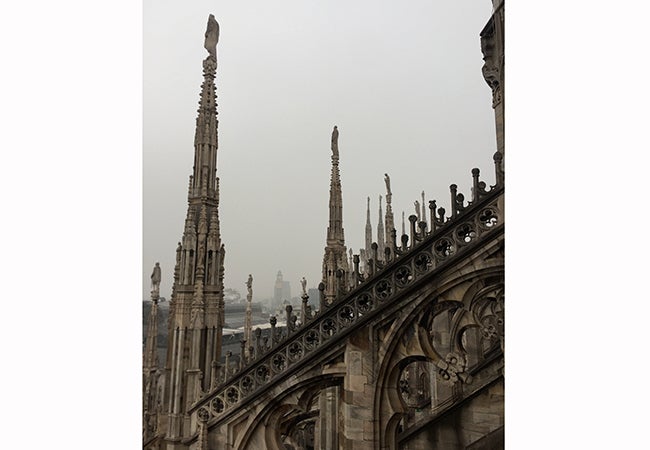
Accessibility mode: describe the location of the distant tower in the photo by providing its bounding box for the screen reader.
[274,270,284,304]
[364,196,372,269]
[282,280,292,300]
[322,126,349,305]
[163,14,226,440]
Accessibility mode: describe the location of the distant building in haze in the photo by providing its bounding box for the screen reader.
[272,270,291,306]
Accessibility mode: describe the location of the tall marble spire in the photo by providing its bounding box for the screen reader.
[143,271,161,441]
[164,14,226,440]
[322,126,349,305]
[244,274,253,358]
[364,196,372,267]
[377,195,385,261]
[144,266,160,371]
[384,173,395,252]
[326,126,344,246]
[421,191,427,227]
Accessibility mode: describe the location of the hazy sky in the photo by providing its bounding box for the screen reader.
[143,0,496,301]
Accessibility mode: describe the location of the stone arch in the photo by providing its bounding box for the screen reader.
[263,404,297,450]
[387,355,429,413]
[233,373,344,450]
[373,261,504,449]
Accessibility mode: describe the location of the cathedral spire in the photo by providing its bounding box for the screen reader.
[364,196,372,267]
[421,191,427,228]
[190,14,220,200]
[164,15,226,440]
[384,173,395,252]
[143,264,161,440]
[377,195,385,261]
[326,126,345,246]
[143,279,160,371]
[244,274,253,359]
[322,126,349,305]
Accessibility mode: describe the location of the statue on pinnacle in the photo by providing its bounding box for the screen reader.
[301,277,307,296]
[151,262,161,297]
[331,126,339,158]
[246,274,253,297]
[384,173,392,196]
[204,14,219,59]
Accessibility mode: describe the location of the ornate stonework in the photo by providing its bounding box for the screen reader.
[322,126,350,305]
[151,15,227,445]
[145,5,505,448]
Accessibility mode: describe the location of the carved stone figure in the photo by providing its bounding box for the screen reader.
[331,126,339,158]
[300,277,307,296]
[384,173,391,196]
[151,262,161,291]
[204,14,219,59]
[246,274,253,296]
[175,242,182,265]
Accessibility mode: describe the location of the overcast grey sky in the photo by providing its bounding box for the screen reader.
[143,0,496,301]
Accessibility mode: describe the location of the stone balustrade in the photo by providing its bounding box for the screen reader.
[189,153,504,425]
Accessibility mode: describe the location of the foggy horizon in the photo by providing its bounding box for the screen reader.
[144,0,497,303]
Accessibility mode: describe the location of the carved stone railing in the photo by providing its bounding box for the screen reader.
[189,153,504,425]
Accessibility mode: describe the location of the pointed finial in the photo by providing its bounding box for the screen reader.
[421,191,426,221]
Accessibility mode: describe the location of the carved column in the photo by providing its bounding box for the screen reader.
[318,385,339,450]
[481,0,505,157]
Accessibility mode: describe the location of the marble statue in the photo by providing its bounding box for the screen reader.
[246,274,253,296]
[151,262,161,291]
[301,277,307,296]
[384,173,392,196]
[331,126,339,158]
[204,14,219,59]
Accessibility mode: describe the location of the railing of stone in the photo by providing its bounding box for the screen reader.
[190,152,504,423]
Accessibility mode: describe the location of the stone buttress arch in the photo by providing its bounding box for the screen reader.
[373,258,504,449]
[232,373,344,450]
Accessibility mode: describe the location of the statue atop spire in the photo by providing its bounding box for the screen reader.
[326,125,344,246]
[246,274,253,297]
[301,277,307,296]
[323,125,348,304]
[384,173,395,252]
[364,196,372,270]
[378,195,385,260]
[150,262,161,298]
[204,14,219,59]
[244,274,253,359]
[331,126,339,159]
[164,16,226,438]
[384,173,392,196]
